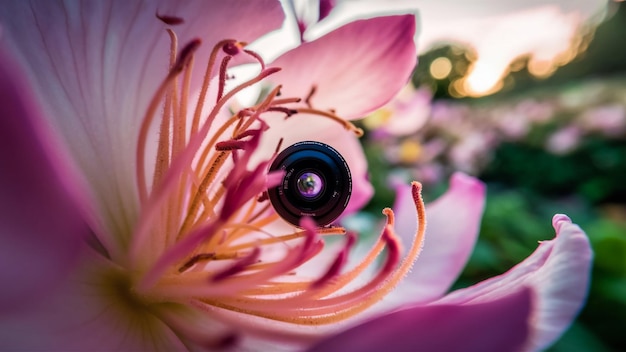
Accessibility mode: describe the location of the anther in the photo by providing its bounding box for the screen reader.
[172,39,202,73]
[215,140,247,151]
[156,12,185,25]
[179,253,216,273]
[210,247,262,282]
[269,106,297,117]
[223,41,246,56]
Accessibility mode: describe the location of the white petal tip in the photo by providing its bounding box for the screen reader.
[552,214,572,231]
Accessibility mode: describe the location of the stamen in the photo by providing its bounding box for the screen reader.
[184,183,425,326]
[210,246,261,282]
[243,49,266,70]
[190,39,238,135]
[136,38,201,202]
[291,107,364,137]
[310,232,357,289]
[151,29,178,189]
[268,106,297,117]
[271,97,302,105]
[216,56,232,102]
[178,252,239,273]
[132,24,430,338]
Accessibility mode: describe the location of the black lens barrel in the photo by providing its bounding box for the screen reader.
[268,141,352,227]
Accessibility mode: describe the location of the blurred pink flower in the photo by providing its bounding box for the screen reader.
[579,104,626,137]
[546,125,583,155]
[0,1,591,351]
[367,85,433,137]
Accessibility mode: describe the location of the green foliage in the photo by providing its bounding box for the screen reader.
[482,137,626,204]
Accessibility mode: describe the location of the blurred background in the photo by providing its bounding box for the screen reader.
[348,0,626,350]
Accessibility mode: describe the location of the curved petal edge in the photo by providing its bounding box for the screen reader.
[307,287,532,352]
[438,214,593,351]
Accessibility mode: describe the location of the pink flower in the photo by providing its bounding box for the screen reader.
[366,86,433,137]
[0,1,591,351]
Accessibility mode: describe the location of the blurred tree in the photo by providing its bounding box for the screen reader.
[412,44,474,99]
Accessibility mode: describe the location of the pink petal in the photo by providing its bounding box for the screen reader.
[438,215,593,350]
[307,287,532,352]
[0,1,284,244]
[390,172,486,303]
[269,15,417,119]
[0,49,86,312]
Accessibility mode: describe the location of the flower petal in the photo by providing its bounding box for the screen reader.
[391,172,486,303]
[269,15,417,119]
[0,0,284,246]
[307,287,532,352]
[0,49,86,312]
[437,215,593,351]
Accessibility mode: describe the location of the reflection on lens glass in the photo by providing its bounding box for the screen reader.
[297,172,323,198]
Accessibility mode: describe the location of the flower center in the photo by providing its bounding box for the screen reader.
[117,21,426,337]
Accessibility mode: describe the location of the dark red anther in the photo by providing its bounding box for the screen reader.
[172,39,201,73]
[215,140,246,151]
[222,41,242,56]
[156,11,185,25]
[268,106,297,117]
[210,247,261,282]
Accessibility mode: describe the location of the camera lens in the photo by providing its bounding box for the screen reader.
[268,141,352,227]
[296,171,324,199]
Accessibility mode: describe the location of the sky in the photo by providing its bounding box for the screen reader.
[255,0,610,97]
[322,0,610,96]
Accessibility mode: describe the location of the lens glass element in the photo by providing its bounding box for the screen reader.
[296,172,324,198]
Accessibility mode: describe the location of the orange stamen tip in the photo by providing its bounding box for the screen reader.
[411,181,423,193]
[382,207,395,226]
